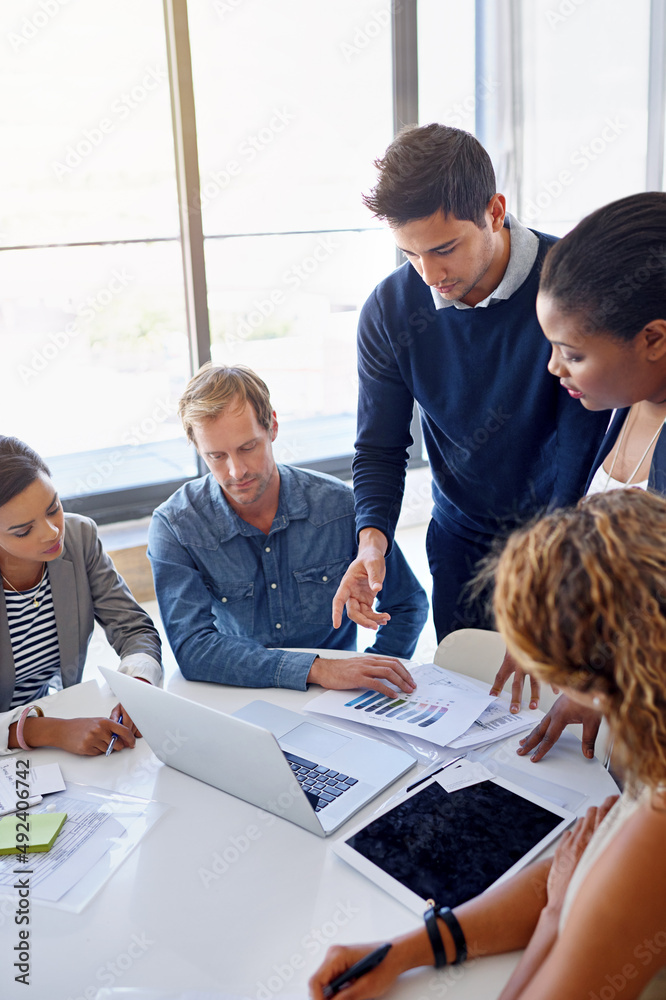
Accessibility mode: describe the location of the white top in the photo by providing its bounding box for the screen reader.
[560,787,666,998]
[586,462,648,495]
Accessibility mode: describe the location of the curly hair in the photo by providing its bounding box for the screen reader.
[492,489,666,792]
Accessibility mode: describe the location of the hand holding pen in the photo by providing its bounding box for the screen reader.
[321,943,392,998]
[105,713,123,756]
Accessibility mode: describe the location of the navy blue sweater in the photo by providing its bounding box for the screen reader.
[354,232,609,545]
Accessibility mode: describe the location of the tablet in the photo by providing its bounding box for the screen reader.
[332,775,575,915]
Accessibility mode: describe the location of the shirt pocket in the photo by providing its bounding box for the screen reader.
[293,560,348,626]
[212,581,254,636]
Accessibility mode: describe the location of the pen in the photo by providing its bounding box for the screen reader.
[105,713,123,757]
[322,943,392,998]
[406,753,467,793]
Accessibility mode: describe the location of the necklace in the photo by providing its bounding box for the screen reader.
[1,563,47,607]
[604,410,666,491]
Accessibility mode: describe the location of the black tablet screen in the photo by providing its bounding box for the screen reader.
[345,780,563,907]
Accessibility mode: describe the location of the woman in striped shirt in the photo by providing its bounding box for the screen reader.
[0,437,162,755]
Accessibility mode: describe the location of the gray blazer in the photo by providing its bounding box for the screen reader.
[0,513,161,712]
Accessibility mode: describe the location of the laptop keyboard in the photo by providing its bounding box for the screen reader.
[283,752,358,812]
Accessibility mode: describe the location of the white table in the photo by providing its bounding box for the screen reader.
[2,658,618,1000]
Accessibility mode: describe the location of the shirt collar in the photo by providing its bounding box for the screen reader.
[209,464,310,542]
[430,213,539,311]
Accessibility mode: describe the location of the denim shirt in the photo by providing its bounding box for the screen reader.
[147,465,428,690]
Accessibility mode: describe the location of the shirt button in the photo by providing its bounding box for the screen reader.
[271,583,277,589]
[265,546,271,553]
[221,597,228,603]
[322,575,328,582]
[275,623,282,629]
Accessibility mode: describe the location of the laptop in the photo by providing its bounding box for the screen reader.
[100,668,416,837]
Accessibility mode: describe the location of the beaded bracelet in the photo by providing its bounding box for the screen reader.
[15,705,45,751]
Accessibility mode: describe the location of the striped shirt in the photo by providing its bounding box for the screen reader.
[5,569,61,708]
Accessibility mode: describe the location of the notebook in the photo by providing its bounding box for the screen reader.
[100,668,416,837]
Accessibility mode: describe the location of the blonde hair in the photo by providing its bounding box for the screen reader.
[492,489,666,791]
[178,362,273,444]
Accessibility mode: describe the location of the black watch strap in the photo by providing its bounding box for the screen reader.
[437,905,467,964]
[423,902,447,968]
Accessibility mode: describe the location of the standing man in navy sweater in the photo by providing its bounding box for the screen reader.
[333,124,608,709]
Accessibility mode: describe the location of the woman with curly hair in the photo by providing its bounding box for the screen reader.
[309,489,666,1000]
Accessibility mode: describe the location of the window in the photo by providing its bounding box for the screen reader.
[187,0,395,469]
[0,0,195,519]
[2,1,663,521]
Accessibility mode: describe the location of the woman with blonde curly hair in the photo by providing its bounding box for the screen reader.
[309,489,666,1000]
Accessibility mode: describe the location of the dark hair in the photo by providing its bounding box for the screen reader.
[0,437,51,508]
[362,123,497,227]
[540,192,666,340]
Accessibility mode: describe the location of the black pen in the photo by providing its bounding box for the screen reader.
[323,943,392,998]
[405,754,467,793]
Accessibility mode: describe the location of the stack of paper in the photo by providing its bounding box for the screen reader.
[306,663,540,752]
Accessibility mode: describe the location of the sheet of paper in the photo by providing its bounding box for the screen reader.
[0,760,42,815]
[0,793,124,899]
[95,992,304,1000]
[306,663,493,748]
[0,783,167,910]
[28,762,66,796]
[435,759,495,792]
[448,701,543,749]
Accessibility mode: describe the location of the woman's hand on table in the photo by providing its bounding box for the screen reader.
[17,714,135,756]
[516,694,602,762]
[490,650,541,713]
[309,941,406,1000]
[110,700,143,739]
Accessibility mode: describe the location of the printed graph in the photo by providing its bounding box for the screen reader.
[344,690,449,728]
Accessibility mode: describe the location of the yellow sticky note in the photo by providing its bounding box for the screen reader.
[0,812,67,854]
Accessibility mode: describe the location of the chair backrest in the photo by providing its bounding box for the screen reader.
[434,628,566,706]
[433,628,612,765]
